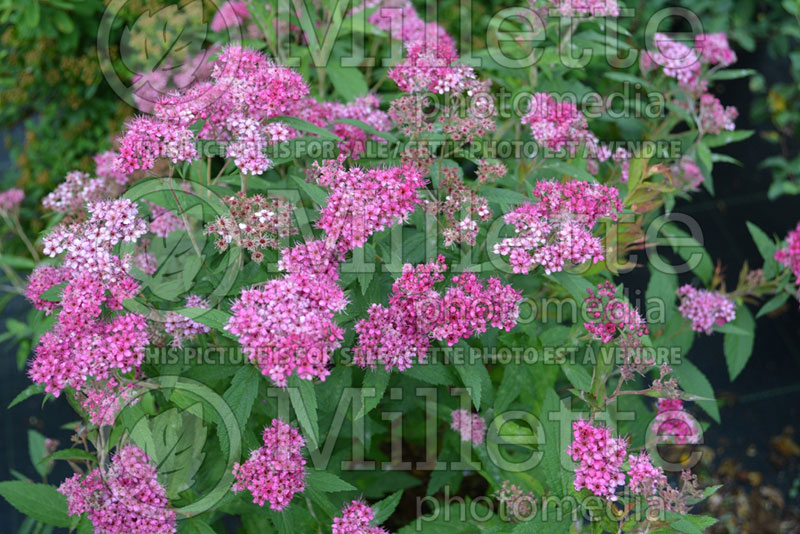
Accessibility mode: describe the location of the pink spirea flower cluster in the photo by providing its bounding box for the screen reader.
[627,453,667,496]
[164,295,211,348]
[671,156,705,191]
[547,0,620,17]
[450,409,487,445]
[59,445,176,534]
[584,281,649,346]
[698,93,738,134]
[494,480,536,520]
[370,0,478,95]
[0,188,24,212]
[522,93,592,153]
[776,222,800,302]
[332,501,389,534]
[28,200,150,424]
[654,398,699,445]
[115,46,309,176]
[354,256,521,371]
[94,150,130,185]
[494,181,622,274]
[676,284,736,334]
[695,33,737,67]
[226,240,346,386]
[232,419,306,510]
[646,33,703,91]
[42,170,123,216]
[567,420,627,500]
[211,1,250,31]
[148,202,183,238]
[311,158,426,252]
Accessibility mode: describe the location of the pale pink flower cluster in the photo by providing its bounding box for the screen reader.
[59,445,176,534]
[494,181,621,274]
[522,93,593,153]
[698,93,738,134]
[627,453,667,496]
[450,409,487,445]
[547,0,619,17]
[164,295,211,348]
[370,0,478,95]
[646,33,704,91]
[80,377,140,427]
[0,188,24,212]
[676,284,736,334]
[232,419,306,510]
[211,1,250,31]
[332,501,389,534]
[226,240,346,386]
[354,256,521,371]
[206,191,297,263]
[671,156,705,191]
[425,165,498,247]
[568,420,627,500]
[695,33,737,67]
[311,158,426,251]
[94,150,130,185]
[654,398,699,445]
[116,46,309,176]
[494,480,536,520]
[148,202,183,238]
[42,170,123,216]
[776,222,800,302]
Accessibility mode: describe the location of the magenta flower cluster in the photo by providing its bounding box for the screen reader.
[232,418,306,510]
[226,240,346,386]
[568,419,628,500]
[450,409,487,445]
[312,158,425,252]
[654,398,699,445]
[59,445,176,534]
[494,180,622,274]
[776,221,800,302]
[332,500,389,534]
[584,280,649,348]
[676,284,736,334]
[522,93,592,153]
[354,256,521,371]
[0,188,24,213]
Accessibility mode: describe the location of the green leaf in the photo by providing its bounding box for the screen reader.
[0,255,36,269]
[702,130,754,147]
[28,430,49,478]
[305,470,357,492]
[674,359,720,423]
[332,118,398,143]
[453,342,490,410]
[757,292,790,318]
[478,186,528,206]
[38,282,67,302]
[540,161,597,182]
[372,489,403,525]
[9,383,45,408]
[356,369,390,420]
[179,517,218,534]
[723,306,755,381]
[176,307,232,332]
[0,481,70,527]
[658,223,714,285]
[223,365,261,430]
[746,221,779,277]
[290,173,329,206]
[288,377,319,449]
[269,116,342,141]
[326,62,368,100]
[539,389,568,497]
[41,448,96,464]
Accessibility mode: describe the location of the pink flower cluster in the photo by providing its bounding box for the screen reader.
[654,398,699,445]
[164,295,211,348]
[28,200,150,424]
[116,46,309,176]
[645,33,704,91]
[148,202,183,238]
[568,420,627,500]
[332,501,389,534]
[698,93,738,134]
[627,453,667,496]
[494,480,536,520]
[671,156,705,191]
[676,284,736,334]
[42,170,123,217]
[547,0,620,17]
[695,33,737,67]
[450,409,487,445]
[354,256,521,371]
[226,240,346,386]
[0,188,24,212]
[371,0,478,95]
[311,158,426,252]
[494,181,621,274]
[425,166,492,247]
[232,419,306,510]
[59,445,176,534]
[776,221,800,302]
[522,93,593,153]
[205,191,297,262]
[211,1,250,31]
[584,281,649,346]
